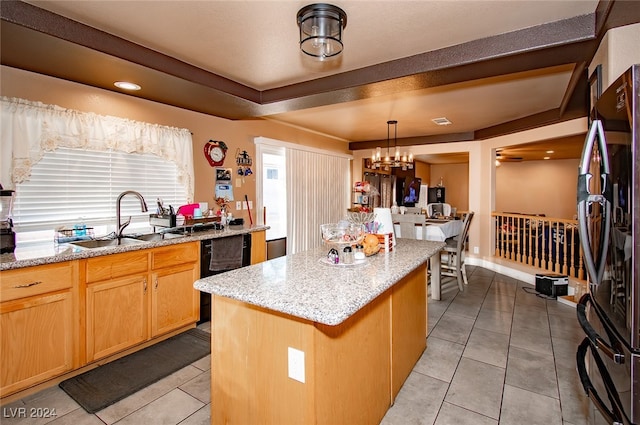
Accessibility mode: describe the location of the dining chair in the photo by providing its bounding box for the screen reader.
[427,203,452,218]
[440,211,474,291]
[391,213,426,240]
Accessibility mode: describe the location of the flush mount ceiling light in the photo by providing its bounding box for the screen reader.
[297,3,347,61]
[371,120,414,171]
[114,81,141,91]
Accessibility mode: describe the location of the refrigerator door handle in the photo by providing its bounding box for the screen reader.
[576,338,628,425]
[577,119,613,285]
[576,294,625,364]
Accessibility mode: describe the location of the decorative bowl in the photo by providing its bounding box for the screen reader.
[320,223,365,248]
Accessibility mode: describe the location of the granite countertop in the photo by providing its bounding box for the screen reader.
[194,239,445,326]
[0,225,269,271]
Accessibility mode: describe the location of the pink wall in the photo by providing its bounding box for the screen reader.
[1,66,349,223]
[495,159,579,219]
[429,163,469,212]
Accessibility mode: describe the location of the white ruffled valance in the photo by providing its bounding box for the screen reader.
[1,96,194,199]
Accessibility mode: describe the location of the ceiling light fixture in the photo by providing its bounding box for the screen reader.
[114,81,141,91]
[297,3,347,61]
[431,117,452,126]
[371,120,413,171]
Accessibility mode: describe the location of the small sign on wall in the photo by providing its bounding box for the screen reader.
[215,167,234,200]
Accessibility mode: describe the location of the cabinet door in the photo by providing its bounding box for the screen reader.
[251,230,267,264]
[86,274,148,362]
[151,263,199,337]
[1,292,74,395]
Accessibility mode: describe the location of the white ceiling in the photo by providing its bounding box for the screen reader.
[15,1,602,147]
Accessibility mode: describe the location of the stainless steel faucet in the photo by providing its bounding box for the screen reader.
[116,191,148,238]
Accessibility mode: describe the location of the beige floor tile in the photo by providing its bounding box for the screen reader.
[190,354,211,372]
[178,404,211,425]
[179,372,210,404]
[434,402,497,425]
[500,384,563,425]
[510,326,553,355]
[556,365,590,425]
[429,312,475,345]
[415,336,465,383]
[1,386,79,425]
[444,357,505,420]
[474,308,513,334]
[505,346,558,399]
[380,371,449,425]
[48,407,105,425]
[463,327,510,368]
[113,389,204,425]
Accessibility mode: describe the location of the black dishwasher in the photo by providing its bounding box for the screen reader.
[198,234,251,323]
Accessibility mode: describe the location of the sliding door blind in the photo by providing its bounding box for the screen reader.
[286,148,350,254]
[13,147,187,233]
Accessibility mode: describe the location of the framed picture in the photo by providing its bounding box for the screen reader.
[589,64,602,120]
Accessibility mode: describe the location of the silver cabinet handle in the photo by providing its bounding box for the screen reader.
[13,281,42,288]
[143,278,147,294]
[155,278,159,290]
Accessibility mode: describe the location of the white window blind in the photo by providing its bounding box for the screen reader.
[13,147,188,234]
[255,137,352,255]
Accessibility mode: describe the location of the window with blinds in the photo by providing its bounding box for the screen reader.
[13,147,188,238]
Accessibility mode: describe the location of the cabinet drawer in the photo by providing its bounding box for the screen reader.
[1,262,75,302]
[152,242,198,270]
[85,251,149,283]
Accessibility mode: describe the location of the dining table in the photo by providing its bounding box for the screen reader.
[393,217,463,241]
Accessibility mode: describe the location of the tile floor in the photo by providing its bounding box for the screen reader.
[1,266,590,425]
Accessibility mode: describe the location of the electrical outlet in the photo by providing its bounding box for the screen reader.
[473,246,479,254]
[288,347,305,383]
[248,200,253,209]
[236,201,241,210]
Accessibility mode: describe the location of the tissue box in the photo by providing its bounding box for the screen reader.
[535,273,568,297]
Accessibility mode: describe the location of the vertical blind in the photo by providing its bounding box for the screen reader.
[13,147,187,233]
[255,137,352,255]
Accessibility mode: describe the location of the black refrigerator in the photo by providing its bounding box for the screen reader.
[576,65,639,425]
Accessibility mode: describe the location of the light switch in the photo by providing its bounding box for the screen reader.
[236,201,241,210]
[288,347,305,383]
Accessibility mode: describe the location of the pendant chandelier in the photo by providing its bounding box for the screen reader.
[371,120,414,170]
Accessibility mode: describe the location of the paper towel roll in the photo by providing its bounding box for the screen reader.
[417,185,428,210]
[373,207,396,247]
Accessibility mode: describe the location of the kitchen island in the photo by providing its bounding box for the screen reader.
[194,238,445,425]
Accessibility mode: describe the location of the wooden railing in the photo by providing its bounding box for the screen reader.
[492,212,585,280]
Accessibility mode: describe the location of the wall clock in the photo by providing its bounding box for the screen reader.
[204,140,228,167]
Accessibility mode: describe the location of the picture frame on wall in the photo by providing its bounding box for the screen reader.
[589,64,602,121]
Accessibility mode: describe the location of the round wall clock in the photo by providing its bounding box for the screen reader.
[204,140,228,167]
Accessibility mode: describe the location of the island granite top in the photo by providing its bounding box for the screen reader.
[194,239,445,326]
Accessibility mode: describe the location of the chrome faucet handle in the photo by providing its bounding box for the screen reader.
[117,216,132,238]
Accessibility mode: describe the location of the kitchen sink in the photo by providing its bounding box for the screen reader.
[69,237,145,249]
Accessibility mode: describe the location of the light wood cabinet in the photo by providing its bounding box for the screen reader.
[250,230,266,264]
[1,239,201,396]
[86,273,148,361]
[0,262,79,396]
[150,243,199,337]
[85,243,199,362]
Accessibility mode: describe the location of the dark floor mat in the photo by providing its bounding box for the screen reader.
[59,328,210,413]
